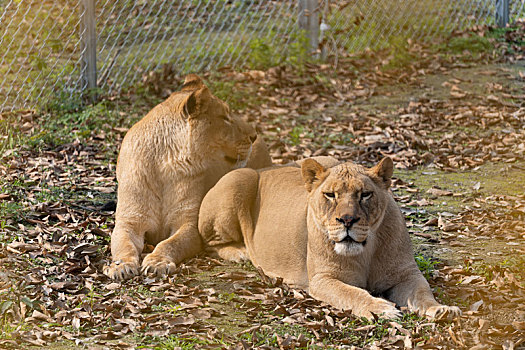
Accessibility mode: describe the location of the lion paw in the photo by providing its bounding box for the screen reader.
[425,305,461,320]
[104,260,140,280]
[365,298,403,320]
[141,254,177,277]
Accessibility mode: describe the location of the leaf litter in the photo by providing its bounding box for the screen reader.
[0,23,524,348]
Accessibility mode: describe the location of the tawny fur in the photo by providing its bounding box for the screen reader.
[197,157,461,320]
[104,74,272,280]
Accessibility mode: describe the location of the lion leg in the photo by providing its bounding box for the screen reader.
[205,242,248,262]
[141,223,203,277]
[104,177,160,280]
[309,275,402,320]
[104,221,145,280]
[387,272,461,320]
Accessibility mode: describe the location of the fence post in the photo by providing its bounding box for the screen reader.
[299,0,319,55]
[81,0,97,102]
[496,0,509,27]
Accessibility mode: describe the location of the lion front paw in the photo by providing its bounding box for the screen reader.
[364,297,403,320]
[141,254,177,277]
[425,305,461,320]
[104,260,140,280]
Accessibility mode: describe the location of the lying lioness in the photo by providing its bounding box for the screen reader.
[104,75,272,280]
[198,157,461,319]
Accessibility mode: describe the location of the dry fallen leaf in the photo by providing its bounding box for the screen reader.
[427,187,453,197]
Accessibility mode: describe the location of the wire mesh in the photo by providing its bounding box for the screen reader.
[0,0,84,113]
[321,0,524,59]
[0,0,524,113]
[96,0,298,95]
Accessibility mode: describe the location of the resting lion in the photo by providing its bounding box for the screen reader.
[198,157,461,319]
[104,74,272,280]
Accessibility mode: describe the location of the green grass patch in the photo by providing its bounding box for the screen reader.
[37,101,121,146]
[0,177,29,223]
[240,324,314,348]
[207,78,261,112]
[445,35,493,55]
[382,36,420,70]
[246,30,310,70]
[415,254,439,280]
[133,334,227,350]
[468,256,525,286]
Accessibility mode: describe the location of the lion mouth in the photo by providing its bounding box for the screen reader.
[337,235,367,246]
[224,155,238,163]
[225,144,252,167]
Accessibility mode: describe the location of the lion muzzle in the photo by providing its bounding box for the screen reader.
[336,215,361,229]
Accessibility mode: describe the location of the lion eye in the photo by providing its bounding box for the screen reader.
[324,192,335,200]
[361,192,373,200]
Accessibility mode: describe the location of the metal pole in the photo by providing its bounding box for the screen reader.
[299,0,319,55]
[496,0,509,27]
[82,0,97,102]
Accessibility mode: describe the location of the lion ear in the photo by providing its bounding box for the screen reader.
[369,157,394,188]
[181,74,205,91]
[301,159,327,192]
[182,87,211,118]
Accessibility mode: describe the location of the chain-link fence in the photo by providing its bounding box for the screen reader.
[0,0,84,113]
[0,0,524,113]
[96,0,298,95]
[322,0,524,58]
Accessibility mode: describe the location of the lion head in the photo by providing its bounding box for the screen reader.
[301,157,394,256]
[166,74,257,169]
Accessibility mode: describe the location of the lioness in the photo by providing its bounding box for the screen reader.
[198,158,461,319]
[104,74,272,280]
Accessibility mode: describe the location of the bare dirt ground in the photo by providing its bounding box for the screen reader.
[0,25,524,349]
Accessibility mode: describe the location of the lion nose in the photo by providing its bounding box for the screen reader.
[249,135,257,143]
[336,215,360,229]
